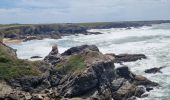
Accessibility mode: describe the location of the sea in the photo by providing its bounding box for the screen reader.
[8,23,170,100]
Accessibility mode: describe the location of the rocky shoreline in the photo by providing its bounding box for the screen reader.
[1,20,170,42]
[0,43,159,100]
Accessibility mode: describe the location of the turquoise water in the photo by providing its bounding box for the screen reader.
[9,23,170,100]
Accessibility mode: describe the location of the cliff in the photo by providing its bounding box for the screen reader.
[1,20,170,41]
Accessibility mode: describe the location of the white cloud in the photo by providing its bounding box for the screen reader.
[0,0,170,24]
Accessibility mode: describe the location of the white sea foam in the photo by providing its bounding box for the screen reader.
[7,23,170,99]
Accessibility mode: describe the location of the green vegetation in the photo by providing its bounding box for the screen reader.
[0,45,41,80]
[0,24,32,29]
[56,55,86,74]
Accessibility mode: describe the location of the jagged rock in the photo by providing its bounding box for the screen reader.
[134,86,145,97]
[31,56,42,59]
[106,53,146,63]
[61,45,99,56]
[1,45,159,100]
[146,87,153,92]
[32,94,43,100]
[112,81,136,100]
[133,75,159,87]
[9,76,51,92]
[111,78,127,91]
[144,66,166,74]
[44,45,61,65]
[116,65,135,79]
[53,46,115,98]
[24,93,32,100]
[6,93,19,100]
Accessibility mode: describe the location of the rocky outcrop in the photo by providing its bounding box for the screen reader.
[30,56,42,59]
[61,45,99,56]
[106,53,146,63]
[44,45,61,65]
[144,66,166,74]
[1,45,159,100]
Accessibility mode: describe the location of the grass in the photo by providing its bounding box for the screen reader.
[56,55,86,74]
[0,45,41,80]
[0,24,32,29]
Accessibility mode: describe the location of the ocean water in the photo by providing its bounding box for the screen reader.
[8,23,170,100]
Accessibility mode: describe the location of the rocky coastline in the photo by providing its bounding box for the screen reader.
[0,43,159,100]
[1,20,170,42]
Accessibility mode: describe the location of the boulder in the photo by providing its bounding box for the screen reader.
[44,45,61,65]
[134,86,145,97]
[30,56,42,59]
[144,66,166,74]
[61,45,99,56]
[112,81,136,100]
[111,78,127,91]
[116,65,135,79]
[133,75,159,87]
[106,53,146,63]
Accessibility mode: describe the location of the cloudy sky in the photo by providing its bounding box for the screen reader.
[0,0,170,24]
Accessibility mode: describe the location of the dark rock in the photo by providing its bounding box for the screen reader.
[88,32,102,35]
[56,47,115,98]
[133,75,159,87]
[30,56,42,59]
[134,86,145,97]
[59,57,115,98]
[1,45,160,100]
[146,87,153,92]
[111,78,127,91]
[106,53,147,63]
[112,81,136,100]
[5,33,18,39]
[6,93,19,100]
[144,66,166,74]
[0,96,4,100]
[44,45,61,65]
[9,76,51,92]
[116,65,135,79]
[61,45,99,56]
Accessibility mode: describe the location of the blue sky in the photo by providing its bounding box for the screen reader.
[0,0,170,24]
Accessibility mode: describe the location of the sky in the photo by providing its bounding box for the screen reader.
[0,0,170,24]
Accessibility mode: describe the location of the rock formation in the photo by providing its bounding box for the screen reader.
[0,44,159,100]
[144,66,167,74]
